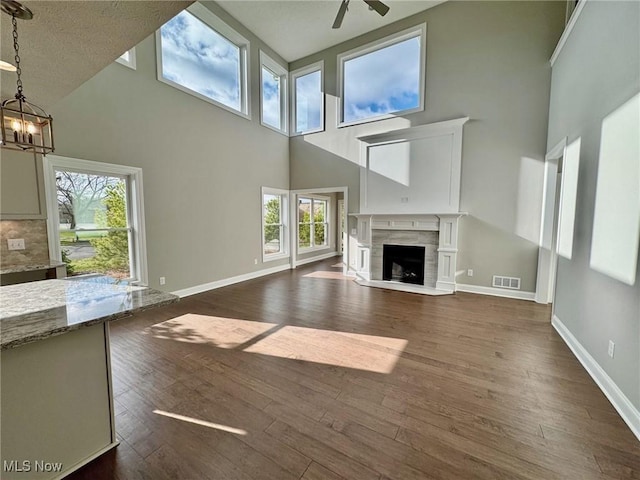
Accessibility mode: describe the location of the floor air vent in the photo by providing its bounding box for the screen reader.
[492,275,521,290]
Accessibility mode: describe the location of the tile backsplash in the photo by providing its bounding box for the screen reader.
[0,220,50,267]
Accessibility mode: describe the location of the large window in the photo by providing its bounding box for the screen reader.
[262,187,289,261]
[298,196,329,250]
[157,3,250,117]
[338,25,426,126]
[260,51,288,133]
[291,61,324,135]
[44,156,147,285]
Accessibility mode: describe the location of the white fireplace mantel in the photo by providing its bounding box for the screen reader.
[350,213,467,294]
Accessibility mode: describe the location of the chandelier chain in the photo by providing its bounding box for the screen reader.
[11,14,23,99]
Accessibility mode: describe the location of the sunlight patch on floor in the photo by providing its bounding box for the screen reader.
[153,409,247,435]
[302,271,349,280]
[244,324,407,373]
[148,314,277,348]
[151,314,407,373]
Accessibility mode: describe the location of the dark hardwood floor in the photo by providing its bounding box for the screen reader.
[67,259,640,479]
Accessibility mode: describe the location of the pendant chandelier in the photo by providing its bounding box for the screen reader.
[0,0,54,154]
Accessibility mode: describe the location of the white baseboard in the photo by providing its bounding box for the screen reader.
[172,263,291,298]
[294,251,339,267]
[552,315,640,442]
[456,283,536,301]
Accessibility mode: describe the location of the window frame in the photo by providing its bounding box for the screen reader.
[42,155,148,286]
[260,51,288,135]
[116,47,137,70]
[297,194,330,252]
[155,2,251,119]
[337,24,427,128]
[261,187,290,263]
[290,60,325,136]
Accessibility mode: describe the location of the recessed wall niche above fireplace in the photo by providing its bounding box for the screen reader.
[351,117,468,295]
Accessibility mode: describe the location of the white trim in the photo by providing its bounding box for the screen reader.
[43,155,149,285]
[550,0,587,66]
[297,194,331,252]
[262,186,290,263]
[535,137,567,304]
[294,251,340,267]
[259,50,288,135]
[171,263,291,298]
[290,60,325,136]
[552,315,640,442]
[116,48,136,70]
[456,283,536,301]
[357,117,469,214]
[156,3,251,119]
[337,23,426,127]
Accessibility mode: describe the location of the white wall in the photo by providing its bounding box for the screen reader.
[289,1,565,292]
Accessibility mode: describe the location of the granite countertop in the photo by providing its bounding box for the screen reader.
[0,279,179,349]
[0,262,66,275]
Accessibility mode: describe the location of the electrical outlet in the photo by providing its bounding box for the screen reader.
[608,340,615,358]
[159,276,166,286]
[254,258,258,265]
[400,197,409,203]
[7,238,25,250]
[351,228,357,236]
[467,269,474,277]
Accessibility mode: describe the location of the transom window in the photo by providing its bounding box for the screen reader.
[116,48,136,70]
[262,187,289,261]
[298,196,329,250]
[291,61,324,135]
[260,51,288,133]
[338,25,426,126]
[157,3,250,117]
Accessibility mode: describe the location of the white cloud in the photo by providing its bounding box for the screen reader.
[343,36,421,122]
[262,67,281,129]
[295,70,322,132]
[161,11,241,110]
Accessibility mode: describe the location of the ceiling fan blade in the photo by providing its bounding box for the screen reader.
[332,0,349,29]
[363,0,390,17]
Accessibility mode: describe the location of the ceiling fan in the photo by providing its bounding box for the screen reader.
[332,0,390,29]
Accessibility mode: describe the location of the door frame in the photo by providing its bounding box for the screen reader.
[535,138,566,305]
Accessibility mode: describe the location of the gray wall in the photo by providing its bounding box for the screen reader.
[48,1,290,292]
[547,1,640,409]
[289,1,565,292]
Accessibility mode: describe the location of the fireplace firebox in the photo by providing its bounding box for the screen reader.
[383,244,426,286]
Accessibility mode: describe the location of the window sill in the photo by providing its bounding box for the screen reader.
[262,252,290,263]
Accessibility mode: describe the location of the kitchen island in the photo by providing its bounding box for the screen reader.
[0,278,178,479]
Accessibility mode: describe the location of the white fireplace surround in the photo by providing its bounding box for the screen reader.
[350,117,469,295]
[351,213,466,295]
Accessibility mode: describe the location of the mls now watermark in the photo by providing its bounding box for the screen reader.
[3,460,64,473]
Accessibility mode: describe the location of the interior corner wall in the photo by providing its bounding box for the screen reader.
[289,1,565,291]
[48,1,290,292]
[547,1,640,410]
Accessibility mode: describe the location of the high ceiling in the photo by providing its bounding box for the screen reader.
[0,1,444,111]
[218,0,445,62]
[0,1,191,109]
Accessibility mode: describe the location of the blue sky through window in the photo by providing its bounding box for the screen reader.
[343,36,421,123]
[262,67,281,129]
[161,10,241,111]
[295,70,322,133]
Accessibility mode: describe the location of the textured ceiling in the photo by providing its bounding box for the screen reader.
[217,0,446,62]
[0,1,191,109]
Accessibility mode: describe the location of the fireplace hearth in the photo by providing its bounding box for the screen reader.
[383,244,426,286]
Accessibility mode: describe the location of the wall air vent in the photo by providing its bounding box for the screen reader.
[492,275,521,290]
